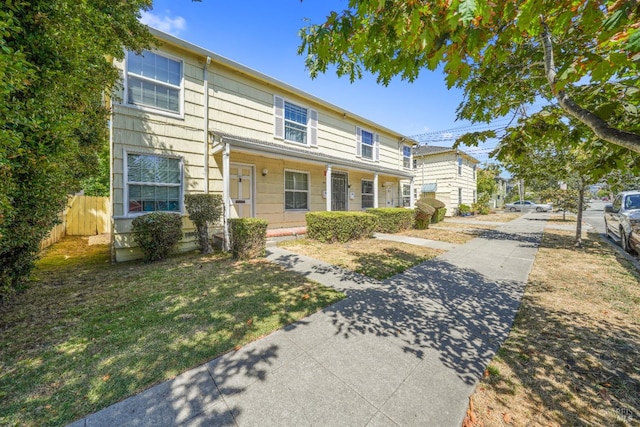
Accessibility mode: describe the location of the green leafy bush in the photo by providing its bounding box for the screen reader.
[421,198,446,223]
[184,194,223,254]
[458,204,471,215]
[306,212,378,243]
[366,208,414,233]
[131,213,183,262]
[229,218,268,260]
[472,194,492,215]
[415,197,436,229]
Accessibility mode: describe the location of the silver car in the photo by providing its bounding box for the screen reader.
[604,191,640,253]
[505,200,553,212]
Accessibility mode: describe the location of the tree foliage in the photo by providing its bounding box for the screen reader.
[299,0,640,152]
[0,1,152,297]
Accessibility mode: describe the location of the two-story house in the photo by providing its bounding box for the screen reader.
[110,28,416,261]
[411,146,479,216]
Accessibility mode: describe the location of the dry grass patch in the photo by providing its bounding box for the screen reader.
[468,229,640,426]
[278,238,444,280]
[398,227,482,244]
[460,212,523,222]
[0,236,344,427]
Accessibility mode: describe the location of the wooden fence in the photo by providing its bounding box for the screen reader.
[40,196,110,249]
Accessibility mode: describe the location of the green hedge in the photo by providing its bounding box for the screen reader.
[366,208,414,233]
[306,211,378,243]
[415,198,436,230]
[229,218,268,260]
[184,194,223,254]
[458,204,471,215]
[131,212,183,262]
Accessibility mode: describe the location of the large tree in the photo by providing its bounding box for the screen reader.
[298,0,640,152]
[0,1,153,297]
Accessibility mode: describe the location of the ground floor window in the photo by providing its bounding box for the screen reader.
[126,153,182,214]
[402,184,411,207]
[361,180,374,209]
[285,170,309,210]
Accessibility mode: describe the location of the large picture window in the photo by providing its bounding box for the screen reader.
[284,171,309,210]
[361,180,374,209]
[127,154,182,214]
[126,50,182,114]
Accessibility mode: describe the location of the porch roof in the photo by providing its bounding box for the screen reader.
[211,131,415,179]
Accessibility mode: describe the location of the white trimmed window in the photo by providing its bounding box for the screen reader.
[361,180,374,209]
[356,127,380,161]
[402,145,412,169]
[402,184,411,207]
[274,96,318,147]
[126,153,182,214]
[125,50,183,115]
[284,170,309,210]
[458,156,463,175]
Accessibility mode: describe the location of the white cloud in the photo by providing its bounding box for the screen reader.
[140,11,186,36]
[442,132,454,139]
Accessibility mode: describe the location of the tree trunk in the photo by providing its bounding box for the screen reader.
[197,222,213,254]
[575,180,586,248]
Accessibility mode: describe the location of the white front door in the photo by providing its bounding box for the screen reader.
[229,164,254,218]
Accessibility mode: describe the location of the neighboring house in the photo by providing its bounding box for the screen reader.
[109,28,416,261]
[411,146,479,216]
[491,176,508,209]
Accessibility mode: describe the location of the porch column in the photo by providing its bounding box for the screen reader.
[410,177,415,208]
[373,173,379,208]
[325,165,332,211]
[222,142,230,251]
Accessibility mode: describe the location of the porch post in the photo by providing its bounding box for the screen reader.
[222,142,231,251]
[325,165,332,211]
[373,173,379,208]
[410,177,415,208]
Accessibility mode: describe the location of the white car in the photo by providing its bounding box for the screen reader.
[505,200,553,212]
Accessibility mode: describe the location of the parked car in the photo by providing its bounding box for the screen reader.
[505,200,553,212]
[604,190,640,253]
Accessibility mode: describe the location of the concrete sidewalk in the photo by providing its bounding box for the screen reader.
[69,214,547,427]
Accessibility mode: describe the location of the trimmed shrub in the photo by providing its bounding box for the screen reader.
[131,213,183,262]
[415,198,436,229]
[366,208,414,233]
[458,204,471,215]
[229,218,268,260]
[422,198,446,223]
[184,194,224,254]
[306,211,378,243]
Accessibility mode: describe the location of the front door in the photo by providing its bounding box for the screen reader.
[331,172,348,211]
[229,164,253,218]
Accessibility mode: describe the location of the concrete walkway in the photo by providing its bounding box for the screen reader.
[69,214,547,427]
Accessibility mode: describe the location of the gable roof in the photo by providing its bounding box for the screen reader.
[413,145,480,164]
[148,27,417,145]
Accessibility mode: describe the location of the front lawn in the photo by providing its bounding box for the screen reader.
[0,237,344,427]
[278,237,444,280]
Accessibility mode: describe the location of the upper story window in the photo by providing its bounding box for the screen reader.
[356,127,379,161]
[473,164,477,179]
[458,156,463,175]
[402,145,412,169]
[126,153,182,215]
[274,96,318,147]
[125,50,183,115]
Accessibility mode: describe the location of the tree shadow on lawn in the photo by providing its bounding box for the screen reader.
[485,296,640,425]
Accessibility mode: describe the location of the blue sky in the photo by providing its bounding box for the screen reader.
[141,0,500,162]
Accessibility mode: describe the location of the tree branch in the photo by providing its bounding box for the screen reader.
[541,23,640,153]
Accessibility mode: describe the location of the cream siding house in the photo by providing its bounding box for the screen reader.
[110,28,416,261]
[411,146,479,216]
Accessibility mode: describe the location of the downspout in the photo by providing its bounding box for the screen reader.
[222,141,230,250]
[108,96,115,263]
[203,56,211,193]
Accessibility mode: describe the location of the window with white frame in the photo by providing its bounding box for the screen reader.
[402,184,411,207]
[284,170,309,210]
[126,153,182,214]
[402,145,412,169]
[361,180,374,209]
[458,187,463,204]
[413,158,417,169]
[473,164,477,179]
[458,156,463,175]
[356,127,379,161]
[126,50,183,114]
[274,96,318,146]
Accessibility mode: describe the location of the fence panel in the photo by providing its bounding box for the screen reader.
[66,196,110,236]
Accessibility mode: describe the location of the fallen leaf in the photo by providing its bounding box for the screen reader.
[302,294,310,300]
[483,369,490,377]
[102,374,110,381]
[503,413,511,423]
[247,318,253,326]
